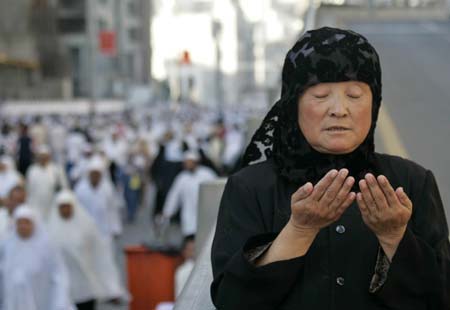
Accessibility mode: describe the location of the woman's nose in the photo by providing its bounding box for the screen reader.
[328,96,349,117]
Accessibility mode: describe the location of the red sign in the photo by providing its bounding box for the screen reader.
[99,31,116,56]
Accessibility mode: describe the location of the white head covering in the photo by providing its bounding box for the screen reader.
[35,144,51,156]
[0,159,22,200]
[87,156,106,173]
[184,150,200,162]
[13,204,38,223]
[3,205,74,310]
[0,155,16,170]
[83,143,93,154]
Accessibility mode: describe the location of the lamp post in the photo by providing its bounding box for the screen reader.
[87,0,98,121]
[212,20,223,112]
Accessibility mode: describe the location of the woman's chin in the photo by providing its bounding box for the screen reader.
[313,142,358,155]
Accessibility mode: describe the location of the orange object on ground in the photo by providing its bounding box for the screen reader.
[125,246,182,310]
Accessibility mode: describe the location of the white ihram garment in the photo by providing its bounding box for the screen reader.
[26,163,67,221]
[163,166,216,236]
[48,191,126,302]
[0,206,74,310]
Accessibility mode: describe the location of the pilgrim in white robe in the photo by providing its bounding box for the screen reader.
[26,162,67,221]
[0,206,74,310]
[222,126,245,168]
[74,156,122,236]
[0,157,21,204]
[74,175,122,238]
[163,160,216,236]
[48,191,127,304]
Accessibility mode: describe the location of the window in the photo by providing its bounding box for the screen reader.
[57,18,86,33]
[128,27,140,41]
[69,47,83,97]
[59,0,85,10]
[98,19,107,31]
[128,2,138,15]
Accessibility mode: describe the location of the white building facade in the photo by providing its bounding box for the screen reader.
[151,0,308,108]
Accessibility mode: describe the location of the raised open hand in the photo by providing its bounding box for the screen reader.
[289,168,356,234]
[357,173,413,259]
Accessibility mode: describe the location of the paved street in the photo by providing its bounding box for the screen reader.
[350,20,450,223]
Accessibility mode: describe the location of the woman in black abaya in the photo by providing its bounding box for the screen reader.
[210,27,450,310]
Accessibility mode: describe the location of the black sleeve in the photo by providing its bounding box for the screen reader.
[150,144,165,179]
[373,170,450,310]
[210,175,305,310]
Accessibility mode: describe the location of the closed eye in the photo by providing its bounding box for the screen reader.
[347,94,361,99]
[314,94,329,99]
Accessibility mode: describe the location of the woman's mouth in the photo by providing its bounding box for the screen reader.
[325,126,350,132]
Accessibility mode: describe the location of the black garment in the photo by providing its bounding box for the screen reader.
[211,154,450,310]
[16,135,33,176]
[76,299,96,310]
[109,161,118,186]
[150,144,182,216]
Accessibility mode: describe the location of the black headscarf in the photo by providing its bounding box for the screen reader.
[242,27,382,187]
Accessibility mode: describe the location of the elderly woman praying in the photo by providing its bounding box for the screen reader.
[210,27,449,310]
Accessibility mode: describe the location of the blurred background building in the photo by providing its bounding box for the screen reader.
[0,0,310,107]
[151,0,308,108]
[0,0,151,101]
[1,0,447,105]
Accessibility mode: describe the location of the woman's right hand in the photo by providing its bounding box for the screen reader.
[289,168,356,234]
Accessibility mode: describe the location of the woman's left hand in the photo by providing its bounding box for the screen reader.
[356,173,413,261]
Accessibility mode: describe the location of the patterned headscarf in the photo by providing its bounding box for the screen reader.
[242,27,382,186]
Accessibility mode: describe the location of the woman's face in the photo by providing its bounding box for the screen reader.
[298,81,372,155]
[16,218,34,240]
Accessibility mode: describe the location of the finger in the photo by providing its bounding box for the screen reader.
[377,175,399,207]
[329,176,354,209]
[291,182,313,203]
[334,191,356,218]
[356,192,369,215]
[359,179,378,211]
[310,169,339,200]
[320,169,349,205]
[356,193,377,228]
[365,174,388,209]
[396,187,413,210]
[356,192,377,225]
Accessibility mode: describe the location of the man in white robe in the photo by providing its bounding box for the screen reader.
[0,205,75,310]
[68,144,94,186]
[65,127,87,178]
[0,180,27,241]
[222,124,245,172]
[162,151,216,236]
[101,130,128,186]
[74,156,122,238]
[26,145,68,221]
[0,156,21,207]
